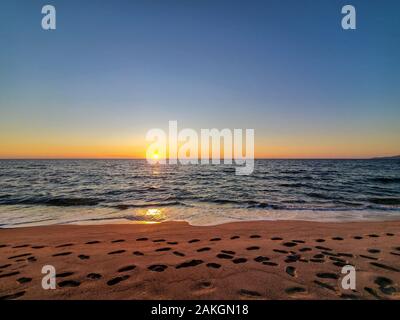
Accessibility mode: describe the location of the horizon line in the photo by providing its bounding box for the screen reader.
[0,156,398,161]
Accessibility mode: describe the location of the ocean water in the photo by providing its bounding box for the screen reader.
[0,159,399,227]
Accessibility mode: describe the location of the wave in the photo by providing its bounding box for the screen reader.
[111,201,183,210]
[368,198,400,205]
[0,197,102,207]
[369,177,400,184]
[279,183,309,188]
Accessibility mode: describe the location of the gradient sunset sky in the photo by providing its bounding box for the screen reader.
[0,0,399,159]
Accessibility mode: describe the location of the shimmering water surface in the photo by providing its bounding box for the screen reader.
[0,159,399,227]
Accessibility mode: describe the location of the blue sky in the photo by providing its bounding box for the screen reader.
[0,0,399,158]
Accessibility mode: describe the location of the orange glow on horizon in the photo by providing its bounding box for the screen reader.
[0,134,399,159]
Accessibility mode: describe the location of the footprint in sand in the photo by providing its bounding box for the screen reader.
[111,239,125,243]
[353,236,363,240]
[316,272,339,280]
[263,262,278,266]
[364,287,381,299]
[285,287,307,295]
[367,249,381,254]
[57,272,74,278]
[78,254,90,260]
[338,252,353,258]
[28,256,37,262]
[315,246,332,251]
[0,271,20,279]
[332,237,344,241]
[13,244,30,249]
[32,245,46,249]
[155,247,171,252]
[59,280,80,288]
[386,233,395,236]
[8,253,32,260]
[118,265,136,272]
[107,275,129,286]
[370,262,400,273]
[246,246,260,251]
[360,254,378,261]
[210,238,222,242]
[232,258,247,264]
[221,250,235,255]
[206,263,221,269]
[230,236,240,240]
[314,280,336,292]
[285,266,296,277]
[332,261,347,267]
[148,264,168,272]
[271,237,283,241]
[239,289,262,297]
[368,234,380,238]
[108,250,126,255]
[0,264,12,269]
[273,249,288,254]
[250,235,261,239]
[133,251,144,256]
[315,239,326,243]
[292,240,305,244]
[329,257,347,264]
[52,252,72,257]
[282,242,297,248]
[217,253,233,259]
[173,251,185,257]
[321,251,336,257]
[153,239,166,243]
[176,260,204,269]
[55,243,74,248]
[197,247,211,252]
[136,238,148,242]
[167,241,178,245]
[17,277,32,284]
[374,276,397,295]
[86,240,101,245]
[0,244,9,248]
[197,281,213,289]
[285,255,301,263]
[188,239,200,243]
[87,273,102,280]
[0,291,25,300]
[254,256,270,263]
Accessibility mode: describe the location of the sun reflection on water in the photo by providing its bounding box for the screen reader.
[141,208,165,223]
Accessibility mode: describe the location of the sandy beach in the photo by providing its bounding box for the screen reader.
[0,220,399,300]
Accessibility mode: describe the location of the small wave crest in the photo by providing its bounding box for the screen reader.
[0,197,102,207]
[368,198,400,205]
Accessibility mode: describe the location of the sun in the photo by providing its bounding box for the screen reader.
[153,153,159,160]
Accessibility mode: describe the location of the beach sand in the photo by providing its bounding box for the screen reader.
[0,220,399,300]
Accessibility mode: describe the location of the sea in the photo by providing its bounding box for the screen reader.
[0,159,399,228]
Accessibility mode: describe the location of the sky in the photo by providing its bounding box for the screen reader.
[0,0,399,159]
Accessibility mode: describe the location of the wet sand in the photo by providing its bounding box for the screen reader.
[0,220,399,300]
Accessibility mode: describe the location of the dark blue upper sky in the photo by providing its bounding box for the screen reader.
[0,0,399,158]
